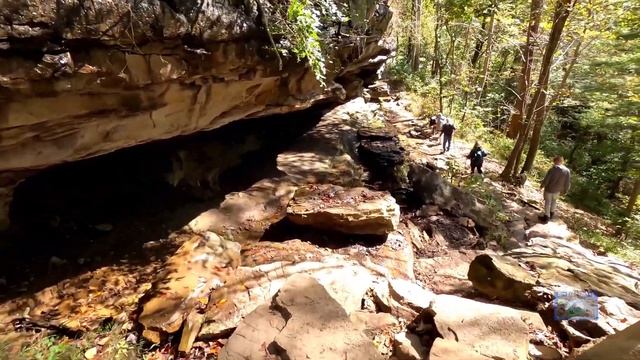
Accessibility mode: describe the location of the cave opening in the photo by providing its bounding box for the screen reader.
[0,105,329,299]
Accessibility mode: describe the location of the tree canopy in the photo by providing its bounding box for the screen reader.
[387,0,640,238]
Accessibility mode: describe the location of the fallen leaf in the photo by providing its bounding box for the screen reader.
[84,347,98,359]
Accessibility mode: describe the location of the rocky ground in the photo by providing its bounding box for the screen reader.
[0,90,639,359]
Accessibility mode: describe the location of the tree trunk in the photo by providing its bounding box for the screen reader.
[476,12,496,103]
[445,21,458,113]
[506,45,529,138]
[505,0,544,139]
[520,0,577,174]
[608,156,631,199]
[409,0,422,71]
[431,0,441,77]
[470,17,487,68]
[500,0,544,180]
[627,177,640,215]
[550,36,582,105]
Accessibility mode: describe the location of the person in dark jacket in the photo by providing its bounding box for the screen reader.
[467,142,488,174]
[539,156,571,223]
[440,117,456,153]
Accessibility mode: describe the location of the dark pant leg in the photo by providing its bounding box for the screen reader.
[443,135,451,151]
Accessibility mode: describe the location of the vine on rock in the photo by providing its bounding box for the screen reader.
[286,0,326,85]
[265,0,348,87]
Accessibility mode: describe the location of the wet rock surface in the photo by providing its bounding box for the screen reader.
[357,124,406,186]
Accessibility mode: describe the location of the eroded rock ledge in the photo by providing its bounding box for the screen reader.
[0,0,392,227]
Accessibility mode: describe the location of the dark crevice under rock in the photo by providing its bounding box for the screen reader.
[0,105,328,302]
[260,217,388,249]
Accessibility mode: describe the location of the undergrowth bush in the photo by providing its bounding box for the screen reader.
[286,0,326,84]
[2,324,142,360]
[577,228,640,264]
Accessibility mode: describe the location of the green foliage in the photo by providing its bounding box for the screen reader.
[577,228,640,265]
[5,324,143,360]
[286,0,326,85]
[462,176,507,221]
[15,336,84,360]
[389,0,639,244]
[444,158,465,185]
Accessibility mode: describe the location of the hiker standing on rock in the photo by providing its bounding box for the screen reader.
[440,117,456,153]
[539,156,571,223]
[467,142,488,174]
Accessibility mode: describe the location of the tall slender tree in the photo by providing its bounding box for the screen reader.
[500,0,544,180]
[476,9,496,103]
[520,0,578,173]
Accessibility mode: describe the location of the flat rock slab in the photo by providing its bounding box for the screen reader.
[188,177,298,241]
[415,250,480,296]
[369,232,416,280]
[138,233,240,341]
[287,184,400,235]
[469,237,640,309]
[219,273,383,360]
[201,255,376,338]
[526,222,575,241]
[507,238,640,307]
[429,338,492,360]
[431,294,546,360]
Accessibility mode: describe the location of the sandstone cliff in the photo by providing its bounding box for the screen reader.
[0,0,392,227]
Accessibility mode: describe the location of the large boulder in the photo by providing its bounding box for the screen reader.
[468,238,640,308]
[188,177,298,241]
[0,0,392,229]
[576,321,640,360]
[467,254,538,305]
[429,294,546,360]
[408,163,492,228]
[200,252,377,338]
[286,184,400,235]
[218,273,383,360]
[0,1,391,174]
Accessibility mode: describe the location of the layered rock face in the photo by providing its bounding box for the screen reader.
[0,0,392,227]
